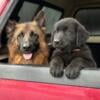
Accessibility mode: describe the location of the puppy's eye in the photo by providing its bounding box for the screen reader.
[63,27,67,32]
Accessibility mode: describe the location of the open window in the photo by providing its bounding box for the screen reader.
[0,0,63,63]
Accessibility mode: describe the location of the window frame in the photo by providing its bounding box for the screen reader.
[0,64,100,88]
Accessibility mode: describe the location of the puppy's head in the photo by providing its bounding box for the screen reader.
[51,18,89,49]
[6,11,46,60]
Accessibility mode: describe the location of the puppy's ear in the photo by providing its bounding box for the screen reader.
[5,20,16,38]
[34,10,46,30]
[76,22,89,47]
[51,31,54,45]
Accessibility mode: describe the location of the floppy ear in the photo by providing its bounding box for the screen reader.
[51,31,54,45]
[5,20,16,38]
[34,10,46,29]
[76,22,89,47]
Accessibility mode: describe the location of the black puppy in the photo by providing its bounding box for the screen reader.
[50,18,97,79]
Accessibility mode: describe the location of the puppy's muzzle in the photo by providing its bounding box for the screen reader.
[54,40,60,45]
[53,32,63,47]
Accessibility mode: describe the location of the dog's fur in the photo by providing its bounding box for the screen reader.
[50,18,97,79]
[6,11,48,64]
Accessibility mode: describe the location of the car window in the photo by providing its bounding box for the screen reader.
[42,7,62,33]
[75,9,100,36]
[0,0,63,63]
[16,0,63,33]
[18,1,39,22]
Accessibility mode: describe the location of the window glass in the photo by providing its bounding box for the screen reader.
[18,1,39,22]
[18,1,62,33]
[75,9,100,36]
[42,7,62,33]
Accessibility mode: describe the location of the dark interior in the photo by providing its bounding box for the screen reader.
[0,0,100,67]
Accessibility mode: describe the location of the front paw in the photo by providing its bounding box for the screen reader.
[65,66,80,79]
[50,65,64,77]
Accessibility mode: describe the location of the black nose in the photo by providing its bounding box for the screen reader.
[23,46,30,50]
[23,43,31,51]
[54,40,60,45]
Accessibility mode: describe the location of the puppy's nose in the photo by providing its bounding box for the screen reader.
[54,40,60,45]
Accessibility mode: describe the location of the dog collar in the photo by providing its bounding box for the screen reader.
[72,48,80,52]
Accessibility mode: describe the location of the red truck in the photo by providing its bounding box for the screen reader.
[0,0,100,100]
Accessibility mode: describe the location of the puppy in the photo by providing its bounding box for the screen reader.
[6,11,48,64]
[50,18,97,79]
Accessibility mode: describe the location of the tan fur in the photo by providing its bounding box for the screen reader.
[8,21,48,64]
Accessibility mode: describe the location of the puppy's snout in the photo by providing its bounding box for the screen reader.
[54,40,60,45]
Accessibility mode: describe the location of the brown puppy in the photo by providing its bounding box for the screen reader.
[6,11,48,64]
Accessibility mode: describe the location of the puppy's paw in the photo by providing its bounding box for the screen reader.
[50,65,64,77]
[65,66,80,79]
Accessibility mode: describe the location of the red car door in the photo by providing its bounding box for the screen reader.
[0,65,99,100]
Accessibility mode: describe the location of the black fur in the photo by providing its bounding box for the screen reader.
[50,18,97,79]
